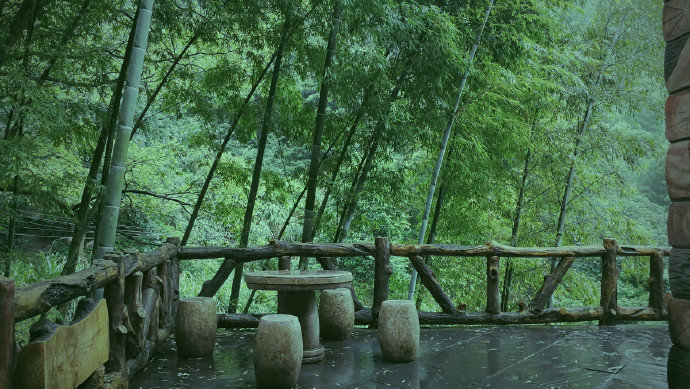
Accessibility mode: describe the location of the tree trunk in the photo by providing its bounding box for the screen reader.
[334,130,380,244]
[4,175,19,277]
[94,0,155,259]
[301,0,342,268]
[549,93,597,307]
[312,90,369,241]
[415,180,446,309]
[129,28,202,140]
[0,0,49,69]
[227,17,291,312]
[408,0,494,300]
[180,50,277,246]
[501,145,532,311]
[274,112,360,242]
[331,69,407,244]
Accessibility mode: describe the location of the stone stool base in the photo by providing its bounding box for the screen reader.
[254,314,303,388]
[175,297,216,358]
[669,296,690,349]
[319,288,354,341]
[378,300,419,363]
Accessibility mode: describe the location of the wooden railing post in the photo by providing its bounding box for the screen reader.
[372,237,392,326]
[649,250,665,313]
[165,237,181,320]
[104,253,126,375]
[600,238,619,326]
[0,276,15,389]
[486,256,500,314]
[279,256,291,270]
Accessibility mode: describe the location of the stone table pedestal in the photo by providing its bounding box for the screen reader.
[245,270,353,364]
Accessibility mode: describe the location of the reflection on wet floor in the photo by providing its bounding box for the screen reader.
[130,324,672,388]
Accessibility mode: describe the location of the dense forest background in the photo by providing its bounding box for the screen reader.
[0,0,669,323]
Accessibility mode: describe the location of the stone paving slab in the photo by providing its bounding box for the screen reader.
[130,324,671,388]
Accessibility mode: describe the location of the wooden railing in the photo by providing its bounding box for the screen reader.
[1,238,180,387]
[0,237,670,387]
[176,238,670,327]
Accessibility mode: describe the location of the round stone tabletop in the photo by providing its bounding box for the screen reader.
[245,270,353,291]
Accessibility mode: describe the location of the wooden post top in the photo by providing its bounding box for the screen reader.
[245,270,352,291]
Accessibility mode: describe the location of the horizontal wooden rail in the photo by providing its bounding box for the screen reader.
[178,240,670,261]
[13,242,177,322]
[217,305,666,328]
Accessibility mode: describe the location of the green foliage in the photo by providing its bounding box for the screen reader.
[0,0,668,315]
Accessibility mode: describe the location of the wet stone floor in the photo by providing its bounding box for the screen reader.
[130,324,672,388]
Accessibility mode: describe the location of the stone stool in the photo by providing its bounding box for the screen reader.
[175,297,216,358]
[319,288,354,341]
[254,314,303,388]
[378,300,419,363]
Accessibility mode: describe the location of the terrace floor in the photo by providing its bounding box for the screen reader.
[131,324,672,388]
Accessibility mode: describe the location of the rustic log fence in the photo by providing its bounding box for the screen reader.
[1,237,180,388]
[0,237,670,388]
[187,238,669,328]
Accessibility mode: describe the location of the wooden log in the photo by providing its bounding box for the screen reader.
[139,284,160,344]
[169,257,180,320]
[104,254,126,374]
[663,0,690,42]
[79,365,105,389]
[486,256,500,314]
[408,255,457,314]
[143,267,159,289]
[221,306,666,328]
[529,256,576,312]
[670,248,690,299]
[14,259,119,322]
[217,313,263,328]
[600,239,619,326]
[666,90,690,143]
[669,201,690,247]
[149,296,160,343]
[649,251,665,313]
[126,323,174,380]
[0,277,15,389]
[12,244,176,323]
[131,242,177,274]
[164,237,180,320]
[178,240,669,261]
[157,260,171,328]
[14,299,108,389]
[372,237,393,325]
[71,298,100,325]
[667,141,690,200]
[197,258,236,297]
[278,256,291,270]
[125,272,144,335]
[179,240,375,260]
[666,34,690,94]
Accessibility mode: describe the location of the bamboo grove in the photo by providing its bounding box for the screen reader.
[0,0,668,318]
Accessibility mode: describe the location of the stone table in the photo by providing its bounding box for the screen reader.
[245,270,353,363]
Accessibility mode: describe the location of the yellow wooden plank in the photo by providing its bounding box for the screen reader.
[15,300,109,389]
